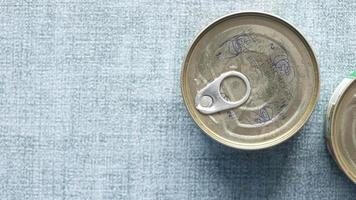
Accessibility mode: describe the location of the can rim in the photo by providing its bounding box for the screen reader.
[180,11,320,150]
[329,78,356,183]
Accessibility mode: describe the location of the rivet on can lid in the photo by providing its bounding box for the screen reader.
[200,96,213,107]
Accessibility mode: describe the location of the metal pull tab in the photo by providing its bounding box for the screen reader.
[195,71,251,114]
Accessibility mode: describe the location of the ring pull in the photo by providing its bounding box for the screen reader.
[195,70,251,114]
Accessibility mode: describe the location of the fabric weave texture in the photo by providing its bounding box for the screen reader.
[0,0,355,199]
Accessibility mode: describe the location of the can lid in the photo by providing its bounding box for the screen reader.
[181,12,319,149]
[330,78,356,182]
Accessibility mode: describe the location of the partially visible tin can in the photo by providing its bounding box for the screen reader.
[325,71,356,183]
[181,12,319,150]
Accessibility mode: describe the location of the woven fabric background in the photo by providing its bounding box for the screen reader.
[0,0,355,199]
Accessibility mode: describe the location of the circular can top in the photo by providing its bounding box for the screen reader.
[328,76,356,183]
[181,12,319,150]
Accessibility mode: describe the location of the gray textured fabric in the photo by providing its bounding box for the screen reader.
[0,0,355,199]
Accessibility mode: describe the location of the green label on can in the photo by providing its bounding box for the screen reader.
[348,71,356,79]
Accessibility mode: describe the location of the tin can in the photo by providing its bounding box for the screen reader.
[181,12,319,150]
[325,71,356,183]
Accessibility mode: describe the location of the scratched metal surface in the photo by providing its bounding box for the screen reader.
[0,1,355,200]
